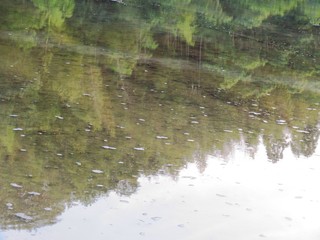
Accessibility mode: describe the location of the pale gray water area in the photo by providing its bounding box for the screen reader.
[3,142,320,240]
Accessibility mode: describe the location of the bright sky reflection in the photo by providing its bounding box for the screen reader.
[3,142,320,240]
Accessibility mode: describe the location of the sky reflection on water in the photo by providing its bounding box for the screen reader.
[3,141,320,240]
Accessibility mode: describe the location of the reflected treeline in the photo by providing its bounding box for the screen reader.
[0,0,319,230]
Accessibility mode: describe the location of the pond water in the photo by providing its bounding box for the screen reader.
[0,1,320,239]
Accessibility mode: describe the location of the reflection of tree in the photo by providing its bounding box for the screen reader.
[263,135,290,163]
[291,125,320,157]
[31,0,75,29]
[302,0,320,26]
[224,0,303,28]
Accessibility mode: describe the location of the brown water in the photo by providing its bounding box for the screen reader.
[0,1,320,239]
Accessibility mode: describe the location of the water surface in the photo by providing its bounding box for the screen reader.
[0,0,319,239]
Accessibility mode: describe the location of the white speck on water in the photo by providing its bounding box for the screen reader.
[191,121,199,124]
[10,183,22,188]
[13,128,23,131]
[15,213,33,221]
[44,207,52,211]
[134,147,145,151]
[118,161,124,164]
[187,139,194,142]
[55,116,64,120]
[296,130,310,133]
[156,136,168,139]
[102,146,117,150]
[6,203,13,209]
[57,153,63,157]
[92,170,104,174]
[223,130,233,133]
[76,162,82,166]
[249,111,261,116]
[9,114,18,117]
[276,119,287,125]
[20,149,27,152]
[28,192,41,196]
[83,93,91,97]
[138,119,145,122]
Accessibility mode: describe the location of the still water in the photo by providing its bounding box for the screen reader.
[0,0,320,239]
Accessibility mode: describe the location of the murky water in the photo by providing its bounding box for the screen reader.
[0,1,320,239]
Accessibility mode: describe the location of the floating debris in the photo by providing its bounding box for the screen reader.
[76,162,82,166]
[20,149,27,152]
[9,114,18,117]
[191,121,199,124]
[44,207,52,211]
[10,183,22,188]
[92,170,104,174]
[138,118,145,122]
[55,116,64,120]
[15,213,33,221]
[96,184,104,188]
[187,139,194,142]
[156,136,168,139]
[28,192,41,196]
[118,161,124,164]
[82,93,91,97]
[223,130,233,133]
[13,128,23,131]
[56,153,63,157]
[102,146,117,150]
[134,147,145,151]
